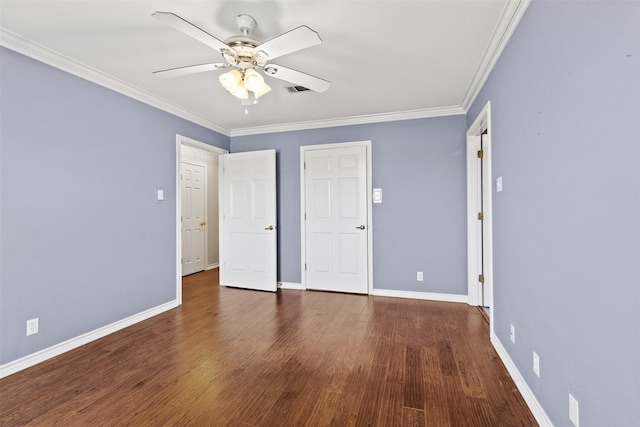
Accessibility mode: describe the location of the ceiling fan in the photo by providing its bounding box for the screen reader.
[151,12,330,104]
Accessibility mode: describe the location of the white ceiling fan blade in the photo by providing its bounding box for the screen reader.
[264,64,330,93]
[259,26,322,61]
[153,63,227,78]
[152,12,228,52]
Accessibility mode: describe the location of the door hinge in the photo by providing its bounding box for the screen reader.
[478,274,485,283]
[305,263,307,271]
[477,150,484,158]
[304,162,306,170]
[477,212,484,220]
[304,213,306,220]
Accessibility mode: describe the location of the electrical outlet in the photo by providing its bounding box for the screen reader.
[417,271,423,281]
[510,324,515,343]
[569,393,579,427]
[533,351,540,377]
[26,318,39,336]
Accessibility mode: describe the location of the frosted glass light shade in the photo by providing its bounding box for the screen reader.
[244,68,265,92]
[219,69,242,91]
[230,80,249,99]
[253,82,271,99]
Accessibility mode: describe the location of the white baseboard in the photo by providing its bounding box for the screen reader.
[278,282,305,290]
[206,263,219,270]
[491,332,554,427]
[276,285,467,305]
[372,288,468,303]
[0,300,179,379]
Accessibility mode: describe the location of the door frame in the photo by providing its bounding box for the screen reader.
[176,134,228,305]
[300,140,373,294]
[466,102,494,315]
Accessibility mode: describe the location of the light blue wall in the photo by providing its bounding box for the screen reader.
[231,115,468,294]
[4,2,638,423]
[0,47,229,364]
[468,1,640,425]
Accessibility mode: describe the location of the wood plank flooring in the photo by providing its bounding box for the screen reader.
[0,269,537,426]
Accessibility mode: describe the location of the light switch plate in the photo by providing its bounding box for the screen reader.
[496,176,503,192]
[156,188,164,202]
[373,188,382,203]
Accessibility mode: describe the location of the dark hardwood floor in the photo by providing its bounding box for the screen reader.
[0,269,537,426]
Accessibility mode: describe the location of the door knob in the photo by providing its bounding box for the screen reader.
[265,225,274,230]
[200,221,205,227]
[355,225,366,230]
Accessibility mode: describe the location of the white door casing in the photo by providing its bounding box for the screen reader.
[467,102,494,311]
[219,149,277,292]
[302,142,371,294]
[181,161,206,276]
[479,133,493,307]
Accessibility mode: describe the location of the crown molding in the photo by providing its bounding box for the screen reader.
[229,105,466,137]
[461,0,531,111]
[0,29,232,137]
[1,27,461,138]
[2,0,529,139]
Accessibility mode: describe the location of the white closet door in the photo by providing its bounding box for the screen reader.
[304,145,368,294]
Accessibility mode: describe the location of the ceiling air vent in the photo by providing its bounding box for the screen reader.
[285,85,311,94]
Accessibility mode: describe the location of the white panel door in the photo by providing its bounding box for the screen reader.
[220,150,277,292]
[305,145,368,294]
[181,162,206,276]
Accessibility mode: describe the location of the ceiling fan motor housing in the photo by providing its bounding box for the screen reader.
[222,35,265,69]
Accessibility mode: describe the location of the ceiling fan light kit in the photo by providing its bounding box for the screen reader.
[218,68,271,101]
[151,11,330,110]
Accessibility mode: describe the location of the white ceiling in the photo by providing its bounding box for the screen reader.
[0,0,529,136]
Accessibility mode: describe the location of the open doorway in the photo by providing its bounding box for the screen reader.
[176,135,228,304]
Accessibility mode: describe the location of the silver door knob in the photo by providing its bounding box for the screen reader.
[265,225,274,230]
[355,225,365,230]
